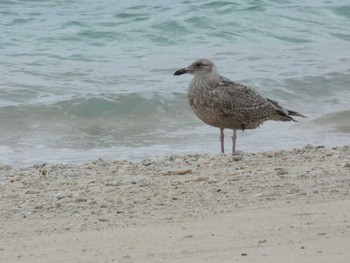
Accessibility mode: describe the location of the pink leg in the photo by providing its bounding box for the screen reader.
[219,128,224,154]
[231,129,237,154]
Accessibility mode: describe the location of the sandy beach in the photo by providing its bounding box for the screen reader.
[1,144,350,262]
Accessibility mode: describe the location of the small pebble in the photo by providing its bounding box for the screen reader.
[232,155,243,161]
[25,190,40,194]
[75,197,88,203]
[315,145,325,149]
[195,176,209,181]
[171,169,192,175]
[275,168,288,176]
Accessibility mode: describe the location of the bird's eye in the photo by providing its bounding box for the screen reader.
[195,63,202,67]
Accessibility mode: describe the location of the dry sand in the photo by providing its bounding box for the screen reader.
[0,145,350,262]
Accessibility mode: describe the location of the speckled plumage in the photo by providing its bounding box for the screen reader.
[174,58,305,153]
[188,75,293,130]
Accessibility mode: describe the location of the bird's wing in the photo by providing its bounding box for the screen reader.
[210,77,275,121]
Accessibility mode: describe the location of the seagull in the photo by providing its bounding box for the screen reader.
[174,58,305,154]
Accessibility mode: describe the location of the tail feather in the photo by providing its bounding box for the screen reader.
[267,98,306,122]
[286,109,306,118]
[275,109,297,122]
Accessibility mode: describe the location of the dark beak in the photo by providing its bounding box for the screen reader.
[174,68,188,76]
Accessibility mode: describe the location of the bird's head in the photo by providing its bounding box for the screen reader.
[174,58,219,78]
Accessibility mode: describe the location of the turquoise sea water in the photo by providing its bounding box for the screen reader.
[1,0,350,166]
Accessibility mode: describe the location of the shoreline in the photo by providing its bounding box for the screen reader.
[1,144,350,262]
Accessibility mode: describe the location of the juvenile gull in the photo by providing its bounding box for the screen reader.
[174,58,305,154]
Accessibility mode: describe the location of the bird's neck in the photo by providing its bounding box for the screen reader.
[194,73,220,87]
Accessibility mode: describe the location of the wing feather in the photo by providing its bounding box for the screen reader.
[210,77,274,122]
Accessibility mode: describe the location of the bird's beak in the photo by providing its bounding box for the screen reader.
[174,68,188,76]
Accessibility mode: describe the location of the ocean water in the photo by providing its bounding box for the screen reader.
[1,0,350,166]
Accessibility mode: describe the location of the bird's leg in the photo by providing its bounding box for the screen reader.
[231,129,237,154]
[220,128,225,154]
